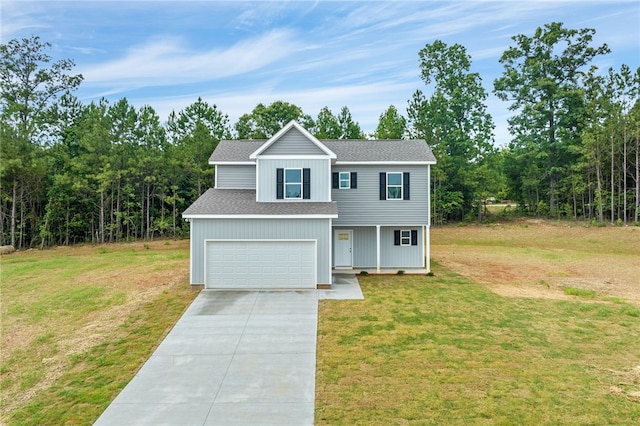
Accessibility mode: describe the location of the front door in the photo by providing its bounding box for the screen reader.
[334,230,353,268]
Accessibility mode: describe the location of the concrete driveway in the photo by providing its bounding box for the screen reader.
[94,290,319,426]
[94,275,362,426]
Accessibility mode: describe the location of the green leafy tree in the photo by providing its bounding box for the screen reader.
[336,106,365,139]
[234,101,313,139]
[135,105,167,239]
[314,106,342,139]
[407,40,495,222]
[374,105,406,139]
[167,97,231,198]
[0,35,83,247]
[494,22,610,217]
[313,106,364,139]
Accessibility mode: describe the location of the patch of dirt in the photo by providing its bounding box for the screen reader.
[432,221,640,305]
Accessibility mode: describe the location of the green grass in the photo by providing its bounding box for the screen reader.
[1,240,196,425]
[316,266,640,425]
[7,287,194,425]
[3,229,639,425]
[564,287,597,299]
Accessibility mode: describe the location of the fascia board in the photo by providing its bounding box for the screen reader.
[331,222,429,227]
[256,155,332,160]
[183,214,338,219]
[335,161,436,165]
[209,161,255,165]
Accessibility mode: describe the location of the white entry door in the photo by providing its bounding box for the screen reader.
[334,230,353,268]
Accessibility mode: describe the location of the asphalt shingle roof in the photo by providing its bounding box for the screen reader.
[182,189,338,217]
[209,139,436,163]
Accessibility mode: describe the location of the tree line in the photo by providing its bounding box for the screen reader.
[1,22,639,248]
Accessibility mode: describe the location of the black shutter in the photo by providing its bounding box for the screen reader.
[303,168,311,199]
[276,168,284,199]
[403,172,410,200]
[380,172,386,200]
[332,172,339,189]
[394,230,400,246]
[351,172,357,189]
[411,230,418,246]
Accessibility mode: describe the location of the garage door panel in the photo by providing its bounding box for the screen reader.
[206,240,316,289]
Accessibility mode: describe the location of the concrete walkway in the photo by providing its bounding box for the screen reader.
[94,275,362,426]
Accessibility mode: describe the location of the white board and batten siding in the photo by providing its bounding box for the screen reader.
[256,158,331,202]
[335,226,424,268]
[190,218,332,286]
[205,240,316,289]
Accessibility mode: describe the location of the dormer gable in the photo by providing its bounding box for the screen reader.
[250,120,337,159]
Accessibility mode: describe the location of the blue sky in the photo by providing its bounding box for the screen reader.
[2,1,639,145]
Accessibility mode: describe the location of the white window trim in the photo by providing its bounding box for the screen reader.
[339,172,350,189]
[284,168,303,199]
[400,229,411,246]
[387,172,403,200]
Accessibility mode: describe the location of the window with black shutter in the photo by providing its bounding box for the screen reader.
[276,168,284,199]
[303,168,310,199]
[394,229,418,246]
[381,172,409,200]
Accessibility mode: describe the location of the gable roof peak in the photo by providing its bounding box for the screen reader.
[249,120,336,159]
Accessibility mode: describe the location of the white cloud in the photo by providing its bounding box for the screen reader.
[78,29,303,91]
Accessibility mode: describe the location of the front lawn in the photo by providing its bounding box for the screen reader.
[316,268,640,425]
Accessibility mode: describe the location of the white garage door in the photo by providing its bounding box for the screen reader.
[205,240,316,289]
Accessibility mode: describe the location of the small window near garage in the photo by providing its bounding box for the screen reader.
[400,230,411,246]
[339,172,350,189]
[394,229,418,246]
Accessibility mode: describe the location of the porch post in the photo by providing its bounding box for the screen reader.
[425,224,431,272]
[376,225,381,273]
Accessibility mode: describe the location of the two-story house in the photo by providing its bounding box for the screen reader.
[182,120,436,289]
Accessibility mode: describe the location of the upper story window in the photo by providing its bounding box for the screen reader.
[339,172,350,189]
[380,172,410,201]
[332,172,357,189]
[285,168,302,199]
[277,168,310,200]
[387,172,403,199]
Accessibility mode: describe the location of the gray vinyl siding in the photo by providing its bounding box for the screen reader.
[332,165,430,226]
[190,218,331,285]
[333,226,423,268]
[215,165,256,189]
[257,158,331,202]
[262,128,327,155]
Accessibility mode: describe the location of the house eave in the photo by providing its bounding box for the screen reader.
[335,160,437,165]
[183,214,338,220]
[209,161,255,165]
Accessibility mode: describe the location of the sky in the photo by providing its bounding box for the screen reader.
[2,0,639,146]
